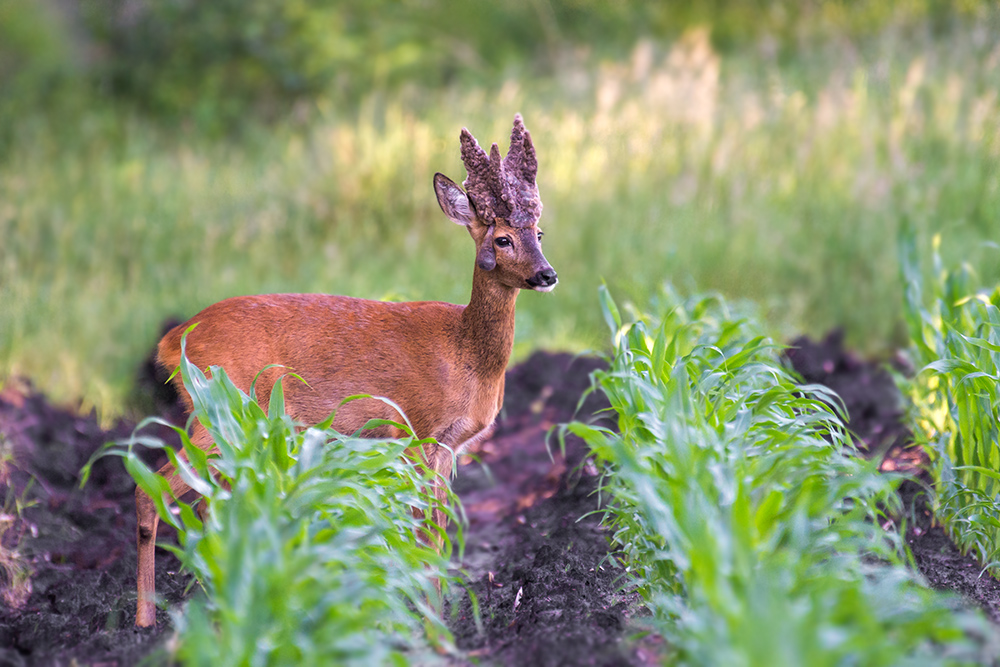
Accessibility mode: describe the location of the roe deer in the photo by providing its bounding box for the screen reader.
[135,114,557,627]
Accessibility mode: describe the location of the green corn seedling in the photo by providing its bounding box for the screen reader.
[564,285,994,665]
[83,340,461,666]
[901,232,1000,574]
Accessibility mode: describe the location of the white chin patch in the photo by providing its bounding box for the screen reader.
[533,281,557,293]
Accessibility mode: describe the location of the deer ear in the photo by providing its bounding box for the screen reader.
[434,173,476,226]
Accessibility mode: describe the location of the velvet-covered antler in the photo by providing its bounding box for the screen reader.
[460,114,542,228]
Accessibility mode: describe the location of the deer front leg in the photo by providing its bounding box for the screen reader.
[421,420,492,540]
[409,440,453,555]
[406,439,455,617]
[419,420,474,544]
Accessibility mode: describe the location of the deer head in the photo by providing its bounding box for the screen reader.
[434,114,557,292]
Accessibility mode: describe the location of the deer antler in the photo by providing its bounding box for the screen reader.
[460,114,542,228]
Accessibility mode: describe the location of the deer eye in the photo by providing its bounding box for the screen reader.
[495,236,512,248]
[537,231,544,242]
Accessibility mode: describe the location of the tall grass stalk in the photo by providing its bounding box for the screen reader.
[565,285,993,665]
[4,14,1000,420]
[901,232,1000,573]
[84,336,460,664]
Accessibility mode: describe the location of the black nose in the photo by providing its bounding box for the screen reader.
[527,268,558,288]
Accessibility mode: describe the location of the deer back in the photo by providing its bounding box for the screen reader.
[157,293,503,442]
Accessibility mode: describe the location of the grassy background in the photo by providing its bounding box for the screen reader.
[1,2,999,421]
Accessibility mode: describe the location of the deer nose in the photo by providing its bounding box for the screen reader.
[527,268,558,288]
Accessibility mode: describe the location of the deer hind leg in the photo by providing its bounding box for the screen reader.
[135,422,214,627]
[134,480,160,627]
[428,443,456,541]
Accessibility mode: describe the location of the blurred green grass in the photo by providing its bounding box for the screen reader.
[2,6,1000,421]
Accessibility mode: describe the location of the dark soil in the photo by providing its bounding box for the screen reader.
[0,380,188,667]
[0,333,997,665]
[446,353,647,666]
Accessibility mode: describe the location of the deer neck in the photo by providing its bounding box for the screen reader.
[460,266,519,379]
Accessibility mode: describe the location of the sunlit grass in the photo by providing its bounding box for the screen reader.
[566,285,995,664]
[901,232,1000,574]
[3,15,1000,419]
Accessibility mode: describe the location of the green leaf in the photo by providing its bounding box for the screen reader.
[125,455,180,530]
[599,284,622,340]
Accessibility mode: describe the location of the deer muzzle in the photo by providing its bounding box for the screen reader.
[527,267,558,291]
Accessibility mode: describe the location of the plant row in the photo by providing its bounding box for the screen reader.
[565,285,995,665]
[86,338,460,665]
[92,257,1000,663]
[902,233,1000,575]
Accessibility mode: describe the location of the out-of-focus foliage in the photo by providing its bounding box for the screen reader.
[83,334,461,663]
[1,0,993,131]
[565,286,996,665]
[0,0,79,122]
[3,2,1000,418]
[83,0,346,126]
[0,1,68,81]
[4,8,1000,420]
[12,0,664,130]
[901,232,1000,575]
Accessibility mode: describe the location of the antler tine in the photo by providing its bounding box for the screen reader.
[489,142,503,191]
[504,114,525,175]
[489,143,512,217]
[460,128,489,179]
[461,127,499,219]
[521,128,538,183]
[457,117,540,226]
[504,113,537,185]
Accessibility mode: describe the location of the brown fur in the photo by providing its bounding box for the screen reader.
[134,117,558,627]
